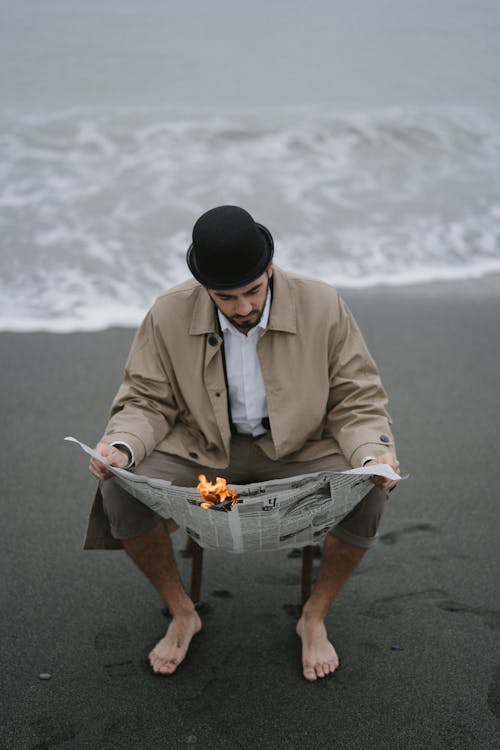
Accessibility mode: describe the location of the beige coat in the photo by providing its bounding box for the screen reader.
[84,266,394,548]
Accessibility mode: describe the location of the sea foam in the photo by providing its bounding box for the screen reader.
[1,106,499,332]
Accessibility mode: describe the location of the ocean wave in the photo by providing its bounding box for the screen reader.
[1,106,499,331]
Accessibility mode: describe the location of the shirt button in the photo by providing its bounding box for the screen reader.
[380,435,390,443]
[208,335,218,346]
[189,451,199,459]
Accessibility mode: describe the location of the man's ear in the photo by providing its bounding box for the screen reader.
[267,264,273,280]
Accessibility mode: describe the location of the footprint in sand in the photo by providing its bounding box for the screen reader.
[362,589,447,620]
[211,589,234,598]
[435,601,500,633]
[30,715,76,749]
[94,625,131,651]
[101,712,145,746]
[103,660,140,679]
[380,522,440,545]
[94,625,140,679]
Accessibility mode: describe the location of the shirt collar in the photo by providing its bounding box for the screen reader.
[217,286,272,335]
[189,267,296,337]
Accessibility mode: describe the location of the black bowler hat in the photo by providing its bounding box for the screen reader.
[186,205,274,290]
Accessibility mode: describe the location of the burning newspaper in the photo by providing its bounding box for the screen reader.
[197,474,238,510]
[66,437,405,553]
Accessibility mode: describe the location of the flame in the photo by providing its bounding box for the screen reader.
[197,474,238,510]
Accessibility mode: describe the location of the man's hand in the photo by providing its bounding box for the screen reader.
[89,442,130,481]
[365,452,400,493]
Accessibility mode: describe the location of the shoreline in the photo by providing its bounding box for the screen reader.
[2,272,500,336]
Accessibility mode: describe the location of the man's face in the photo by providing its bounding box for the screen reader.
[206,266,273,334]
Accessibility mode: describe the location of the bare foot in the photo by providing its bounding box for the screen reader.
[149,610,202,675]
[296,615,339,681]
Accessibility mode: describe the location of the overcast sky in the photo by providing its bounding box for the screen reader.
[1,0,499,111]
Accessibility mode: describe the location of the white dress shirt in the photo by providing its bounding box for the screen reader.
[217,288,271,437]
[113,289,272,465]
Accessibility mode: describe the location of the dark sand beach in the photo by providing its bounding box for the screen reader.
[1,276,499,749]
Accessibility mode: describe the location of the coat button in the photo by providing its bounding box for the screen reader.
[208,335,218,346]
[380,435,390,443]
[189,451,199,460]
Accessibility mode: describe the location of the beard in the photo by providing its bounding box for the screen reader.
[224,277,270,332]
[228,308,263,330]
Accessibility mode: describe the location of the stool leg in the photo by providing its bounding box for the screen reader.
[301,545,314,604]
[190,540,204,603]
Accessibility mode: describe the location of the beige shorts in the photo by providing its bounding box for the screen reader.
[100,435,387,549]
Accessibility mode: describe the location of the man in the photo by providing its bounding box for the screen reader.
[87,205,400,682]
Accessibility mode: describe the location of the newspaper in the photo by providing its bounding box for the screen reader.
[66,436,405,553]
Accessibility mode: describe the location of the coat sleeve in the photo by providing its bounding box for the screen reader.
[101,311,178,465]
[325,295,396,467]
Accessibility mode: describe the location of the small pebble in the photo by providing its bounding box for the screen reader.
[38,672,52,680]
[186,735,198,745]
[390,645,403,652]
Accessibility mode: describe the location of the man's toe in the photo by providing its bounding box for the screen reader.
[303,663,317,681]
[315,663,325,678]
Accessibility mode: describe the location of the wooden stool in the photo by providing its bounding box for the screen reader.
[186,537,315,605]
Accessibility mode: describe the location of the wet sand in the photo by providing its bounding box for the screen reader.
[1,276,499,749]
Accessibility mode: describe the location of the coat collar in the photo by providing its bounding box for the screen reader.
[267,266,296,333]
[189,285,218,335]
[188,265,296,336]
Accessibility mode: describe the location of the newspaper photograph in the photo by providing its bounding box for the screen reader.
[66,436,405,553]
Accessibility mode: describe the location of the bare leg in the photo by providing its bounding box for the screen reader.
[296,534,366,681]
[122,520,201,675]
